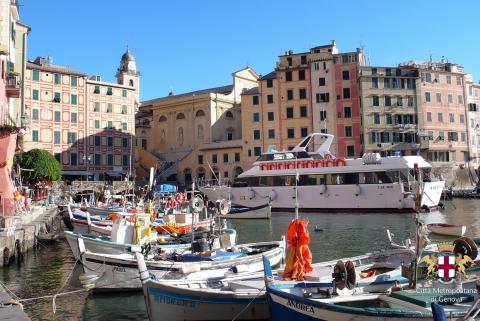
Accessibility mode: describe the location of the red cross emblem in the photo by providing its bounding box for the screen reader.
[438,254,455,279]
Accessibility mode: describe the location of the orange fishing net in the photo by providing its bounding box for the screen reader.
[282,218,313,281]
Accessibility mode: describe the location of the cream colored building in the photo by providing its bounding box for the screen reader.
[137,67,258,186]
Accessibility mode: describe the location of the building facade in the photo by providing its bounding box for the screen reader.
[466,79,480,164]
[137,68,258,186]
[23,49,139,180]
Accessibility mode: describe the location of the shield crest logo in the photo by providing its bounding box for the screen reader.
[437,253,455,281]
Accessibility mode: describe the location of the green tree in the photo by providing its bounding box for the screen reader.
[14,149,62,183]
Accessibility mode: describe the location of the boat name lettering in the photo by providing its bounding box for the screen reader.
[377,186,393,189]
[113,267,126,272]
[153,294,196,308]
[287,299,314,313]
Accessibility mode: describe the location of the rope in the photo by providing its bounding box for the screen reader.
[230,285,266,321]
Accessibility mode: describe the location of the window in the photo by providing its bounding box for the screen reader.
[54,111,61,122]
[254,147,261,156]
[71,153,77,166]
[319,77,326,86]
[267,94,273,104]
[287,128,295,138]
[211,154,218,164]
[436,93,442,103]
[384,95,391,106]
[427,112,432,122]
[94,102,100,112]
[235,153,240,162]
[425,92,431,102]
[123,155,129,166]
[122,89,127,98]
[458,95,463,104]
[267,112,274,121]
[345,126,352,137]
[408,96,414,107]
[287,90,293,100]
[122,105,127,114]
[316,93,330,103]
[32,89,39,100]
[456,76,462,86]
[107,87,113,95]
[298,70,305,80]
[438,112,443,122]
[67,132,76,144]
[253,112,260,122]
[372,95,379,106]
[449,113,454,123]
[108,120,113,129]
[32,70,39,81]
[266,79,273,88]
[198,155,203,164]
[448,94,453,104]
[286,107,294,118]
[384,78,390,88]
[53,92,61,103]
[428,131,434,140]
[299,88,306,99]
[374,113,380,124]
[32,109,39,120]
[122,138,128,147]
[95,154,101,165]
[460,114,465,123]
[54,73,61,84]
[446,75,451,84]
[461,132,466,142]
[344,107,352,118]
[50,131,60,145]
[320,110,327,121]
[223,153,229,163]
[253,130,260,140]
[71,76,77,87]
[71,112,77,123]
[371,77,378,88]
[107,103,112,113]
[342,70,350,80]
[107,154,113,166]
[227,133,233,140]
[343,88,350,99]
[268,129,275,139]
[396,96,403,106]
[32,130,38,142]
[94,85,100,94]
[107,136,113,147]
[71,94,77,105]
[386,114,392,124]
[300,106,307,117]
[347,145,355,157]
[122,122,128,131]
[301,55,307,64]
[95,120,100,128]
[252,95,259,105]
[94,136,101,146]
[285,71,292,82]
[301,127,308,137]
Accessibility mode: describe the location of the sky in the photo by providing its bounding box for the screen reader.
[20,0,480,101]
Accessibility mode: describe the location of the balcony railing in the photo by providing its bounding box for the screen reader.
[6,73,20,98]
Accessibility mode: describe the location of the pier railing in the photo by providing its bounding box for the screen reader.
[195,178,230,188]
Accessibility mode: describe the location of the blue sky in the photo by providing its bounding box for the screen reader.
[21,0,480,101]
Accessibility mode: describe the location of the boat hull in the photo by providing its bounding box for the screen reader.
[225,204,271,219]
[427,224,466,237]
[143,281,268,321]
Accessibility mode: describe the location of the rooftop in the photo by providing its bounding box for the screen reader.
[141,84,234,106]
[27,57,87,77]
[260,71,276,80]
[241,87,259,95]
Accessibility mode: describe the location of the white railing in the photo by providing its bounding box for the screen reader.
[196,178,230,188]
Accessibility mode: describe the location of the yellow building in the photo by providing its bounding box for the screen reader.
[137,67,258,186]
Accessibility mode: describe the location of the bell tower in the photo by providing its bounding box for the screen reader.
[116,46,140,108]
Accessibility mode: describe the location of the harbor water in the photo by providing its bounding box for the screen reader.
[1,198,479,321]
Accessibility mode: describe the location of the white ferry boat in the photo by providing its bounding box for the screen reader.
[199,133,445,212]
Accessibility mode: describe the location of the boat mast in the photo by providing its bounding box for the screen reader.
[295,154,299,219]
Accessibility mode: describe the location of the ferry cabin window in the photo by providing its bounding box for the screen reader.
[358,172,393,184]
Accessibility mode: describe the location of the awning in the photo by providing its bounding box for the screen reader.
[62,170,91,175]
[105,172,124,177]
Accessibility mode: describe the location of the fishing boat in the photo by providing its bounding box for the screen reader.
[61,205,113,235]
[199,133,445,212]
[224,203,271,219]
[427,223,466,237]
[78,238,285,292]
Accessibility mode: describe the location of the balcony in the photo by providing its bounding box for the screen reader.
[6,73,20,98]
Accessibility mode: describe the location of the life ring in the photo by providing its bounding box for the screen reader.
[305,160,315,168]
[314,159,325,168]
[167,199,177,209]
[175,192,187,204]
[335,158,347,166]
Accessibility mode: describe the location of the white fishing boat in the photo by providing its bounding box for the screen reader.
[62,205,113,235]
[199,133,445,212]
[86,205,124,216]
[224,203,271,219]
[134,246,415,321]
[78,238,285,292]
[427,223,466,237]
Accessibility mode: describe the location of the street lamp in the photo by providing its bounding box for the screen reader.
[83,155,92,181]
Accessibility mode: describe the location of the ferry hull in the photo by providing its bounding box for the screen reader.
[200,182,444,211]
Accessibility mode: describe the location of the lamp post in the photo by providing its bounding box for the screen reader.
[83,155,92,181]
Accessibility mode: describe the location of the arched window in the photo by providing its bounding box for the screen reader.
[225,111,233,119]
[177,127,184,146]
[159,115,167,122]
[129,79,134,87]
[176,113,185,120]
[160,129,166,142]
[197,125,204,140]
[195,109,205,117]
